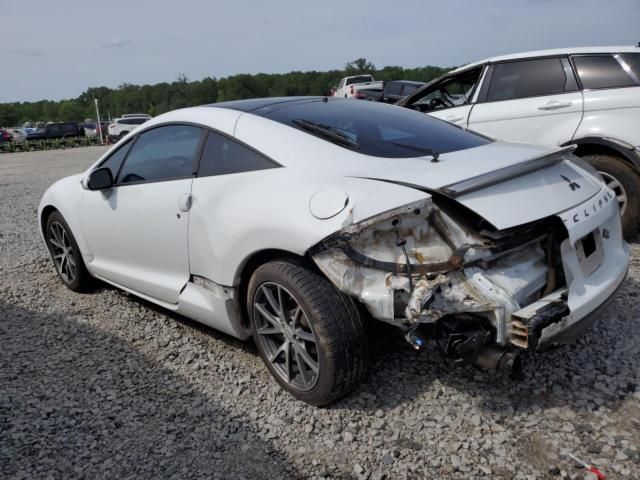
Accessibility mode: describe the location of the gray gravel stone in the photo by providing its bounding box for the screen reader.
[1,147,640,479]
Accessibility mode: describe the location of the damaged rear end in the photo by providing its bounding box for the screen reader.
[310,148,629,374]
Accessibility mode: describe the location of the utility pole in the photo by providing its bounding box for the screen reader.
[94,98,104,145]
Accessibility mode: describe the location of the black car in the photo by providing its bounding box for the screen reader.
[0,128,12,143]
[43,122,83,139]
[356,80,426,103]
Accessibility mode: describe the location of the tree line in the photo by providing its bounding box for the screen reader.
[0,59,451,127]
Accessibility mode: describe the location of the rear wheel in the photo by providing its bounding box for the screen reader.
[45,211,94,292]
[118,131,129,139]
[582,154,640,238]
[247,259,368,406]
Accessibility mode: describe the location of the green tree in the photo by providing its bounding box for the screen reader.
[344,58,376,75]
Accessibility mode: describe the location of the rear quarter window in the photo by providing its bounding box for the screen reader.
[619,53,640,82]
[573,55,636,89]
[198,132,277,177]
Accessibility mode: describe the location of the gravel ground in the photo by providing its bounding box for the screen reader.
[1,147,639,480]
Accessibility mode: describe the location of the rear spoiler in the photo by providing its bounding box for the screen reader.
[439,145,577,198]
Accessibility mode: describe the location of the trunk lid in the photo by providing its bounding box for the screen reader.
[362,143,602,230]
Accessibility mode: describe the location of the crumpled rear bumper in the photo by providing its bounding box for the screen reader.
[536,270,626,348]
[509,187,629,350]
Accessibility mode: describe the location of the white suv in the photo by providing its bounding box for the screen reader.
[399,46,640,237]
[107,115,151,140]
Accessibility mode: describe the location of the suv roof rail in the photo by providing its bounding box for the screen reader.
[121,113,151,118]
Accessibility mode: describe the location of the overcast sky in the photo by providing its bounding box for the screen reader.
[1,0,639,103]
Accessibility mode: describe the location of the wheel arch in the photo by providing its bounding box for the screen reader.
[564,136,640,170]
[234,248,310,327]
[39,204,59,238]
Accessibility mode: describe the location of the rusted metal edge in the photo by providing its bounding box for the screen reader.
[338,242,476,275]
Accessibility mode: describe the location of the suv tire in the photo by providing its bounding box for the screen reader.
[583,154,640,238]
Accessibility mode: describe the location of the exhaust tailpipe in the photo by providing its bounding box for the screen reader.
[473,346,523,378]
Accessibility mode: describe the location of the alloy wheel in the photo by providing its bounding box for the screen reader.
[253,282,320,391]
[599,170,628,215]
[48,221,77,284]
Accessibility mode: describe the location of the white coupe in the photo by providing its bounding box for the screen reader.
[39,98,629,405]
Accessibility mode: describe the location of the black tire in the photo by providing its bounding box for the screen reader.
[118,131,129,139]
[582,154,640,238]
[247,259,368,406]
[45,211,94,292]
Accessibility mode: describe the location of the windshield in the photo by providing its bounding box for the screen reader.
[259,98,490,158]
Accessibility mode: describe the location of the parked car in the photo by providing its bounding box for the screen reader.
[43,122,83,139]
[83,122,110,139]
[0,128,12,143]
[333,75,384,98]
[108,116,150,139]
[9,129,26,142]
[16,127,46,141]
[39,98,628,405]
[398,46,640,237]
[121,113,152,119]
[356,80,426,103]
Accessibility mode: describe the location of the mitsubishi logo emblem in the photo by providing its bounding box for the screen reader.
[560,174,581,191]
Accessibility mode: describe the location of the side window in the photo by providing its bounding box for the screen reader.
[130,118,148,125]
[99,140,132,178]
[401,84,419,97]
[573,54,636,89]
[619,53,640,83]
[487,58,568,102]
[198,131,277,177]
[386,83,403,96]
[117,125,202,184]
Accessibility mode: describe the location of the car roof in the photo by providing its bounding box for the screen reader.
[451,45,640,73]
[389,80,425,86]
[209,97,327,112]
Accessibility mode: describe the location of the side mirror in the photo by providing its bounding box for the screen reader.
[87,167,114,190]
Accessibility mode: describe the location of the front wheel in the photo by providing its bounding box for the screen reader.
[582,154,640,238]
[247,259,368,406]
[45,211,94,292]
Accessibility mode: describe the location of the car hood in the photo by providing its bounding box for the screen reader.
[359,142,603,230]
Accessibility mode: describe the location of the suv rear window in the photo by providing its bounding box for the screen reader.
[487,58,569,102]
[259,98,490,158]
[619,53,640,82]
[572,55,636,89]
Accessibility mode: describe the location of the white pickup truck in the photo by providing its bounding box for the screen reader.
[333,75,384,98]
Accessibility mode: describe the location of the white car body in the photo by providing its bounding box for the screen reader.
[39,98,628,400]
[399,45,640,236]
[107,116,150,139]
[334,75,384,98]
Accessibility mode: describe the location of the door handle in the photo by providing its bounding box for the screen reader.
[537,101,572,111]
[177,193,192,213]
[446,115,464,123]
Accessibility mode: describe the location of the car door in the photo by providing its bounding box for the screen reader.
[188,130,279,285]
[571,53,640,146]
[408,67,485,126]
[80,124,204,303]
[467,57,583,146]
